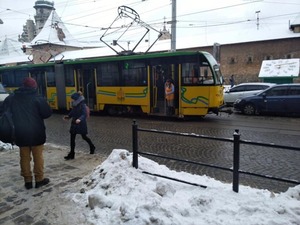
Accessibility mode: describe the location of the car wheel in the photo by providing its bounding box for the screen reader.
[243,103,256,115]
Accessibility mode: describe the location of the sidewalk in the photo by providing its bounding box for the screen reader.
[0,143,106,225]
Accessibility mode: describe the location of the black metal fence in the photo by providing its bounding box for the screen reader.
[132,120,300,193]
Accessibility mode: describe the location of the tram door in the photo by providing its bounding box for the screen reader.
[151,64,178,115]
[30,69,47,98]
[77,66,96,111]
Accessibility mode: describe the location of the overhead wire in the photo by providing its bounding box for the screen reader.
[0,1,259,41]
[1,0,299,51]
[174,11,300,29]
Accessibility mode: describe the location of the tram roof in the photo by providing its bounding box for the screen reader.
[62,50,211,65]
[0,50,212,70]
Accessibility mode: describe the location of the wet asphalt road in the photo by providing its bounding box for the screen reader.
[45,111,300,193]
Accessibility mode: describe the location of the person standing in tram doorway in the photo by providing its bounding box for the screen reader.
[165,79,175,115]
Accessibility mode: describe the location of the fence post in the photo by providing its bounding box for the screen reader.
[132,120,138,169]
[233,129,240,193]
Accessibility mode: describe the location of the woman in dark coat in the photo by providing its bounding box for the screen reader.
[63,92,95,160]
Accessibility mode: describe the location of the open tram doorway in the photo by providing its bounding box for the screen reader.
[30,69,47,98]
[76,67,96,111]
[151,64,178,116]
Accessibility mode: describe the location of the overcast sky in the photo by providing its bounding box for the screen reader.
[1,0,300,46]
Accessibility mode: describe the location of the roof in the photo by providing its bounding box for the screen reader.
[0,38,29,65]
[290,14,300,30]
[233,82,276,86]
[290,14,300,27]
[30,10,82,48]
[0,38,24,57]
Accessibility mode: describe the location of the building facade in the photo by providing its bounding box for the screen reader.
[19,0,54,43]
[34,0,55,35]
[11,1,300,83]
[188,37,300,84]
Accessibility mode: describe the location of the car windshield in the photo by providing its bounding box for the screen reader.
[255,89,266,95]
[0,84,7,93]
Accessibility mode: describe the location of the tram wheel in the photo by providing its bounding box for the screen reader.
[106,106,119,116]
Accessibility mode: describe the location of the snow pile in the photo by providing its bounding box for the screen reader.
[70,149,300,225]
[0,141,13,151]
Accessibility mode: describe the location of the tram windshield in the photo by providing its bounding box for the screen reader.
[181,52,223,86]
[204,52,223,85]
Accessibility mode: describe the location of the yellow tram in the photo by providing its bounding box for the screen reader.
[0,51,225,117]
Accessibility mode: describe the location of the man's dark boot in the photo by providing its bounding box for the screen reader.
[35,178,50,188]
[25,182,33,190]
[171,107,175,115]
[64,152,75,160]
[166,107,171,115]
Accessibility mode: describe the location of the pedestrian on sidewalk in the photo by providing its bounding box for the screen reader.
[229,74,235,88]
[63,92,95,160]
[3,77,52,189]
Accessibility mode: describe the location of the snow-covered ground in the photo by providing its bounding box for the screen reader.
[1,143,299,225]
[70,149,300,225]
[0,141,13,151]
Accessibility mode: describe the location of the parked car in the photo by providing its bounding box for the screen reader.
[233,84,300,116]
[0,83,9,113]
[223,85,232,93]
[224,82,275,106]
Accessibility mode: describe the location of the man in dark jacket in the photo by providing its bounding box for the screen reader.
[3,77,52,189]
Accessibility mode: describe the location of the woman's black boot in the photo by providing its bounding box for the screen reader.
[64,152,75,160]
[90,145,95,154]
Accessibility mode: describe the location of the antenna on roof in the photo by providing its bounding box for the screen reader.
[255,11,261,30]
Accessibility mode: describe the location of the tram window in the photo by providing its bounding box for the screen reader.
[122,61,147,86]
[214,66,222,85]
[200,67,214,84]
[182,63,199,85]
[2,70,28,87]
[16,70,29,86]
[1,71,15,87]
[30,69,44,83]
[46,71,56,87]
[182,63,214,85]
[65,67,75,87]
[98,63,119,86]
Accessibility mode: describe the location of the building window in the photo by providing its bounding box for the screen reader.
[286,54,292,59]
[247,56,253,64]
[265,55,273,60]
[229,57,236,64]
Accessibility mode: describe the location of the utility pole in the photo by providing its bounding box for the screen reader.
[255,11,260,30]
[171,0,176,51]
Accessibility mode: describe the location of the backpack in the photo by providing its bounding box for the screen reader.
[85,105,90,119]
[0,106,15,144]
[81,103,90,119]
